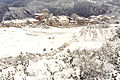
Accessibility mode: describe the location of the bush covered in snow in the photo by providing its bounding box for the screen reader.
[0,41,120,80]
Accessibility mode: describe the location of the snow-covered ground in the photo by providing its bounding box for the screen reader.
[0,26,119,80]
[0,26,116,58]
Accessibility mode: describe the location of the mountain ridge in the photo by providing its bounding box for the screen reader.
[0,0,120,22]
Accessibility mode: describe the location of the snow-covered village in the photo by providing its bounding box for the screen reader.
[1,9,120,28]
[0,0,120,80]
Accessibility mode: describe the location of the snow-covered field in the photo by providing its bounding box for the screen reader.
[0,26,116,58]
[0,27,74,58]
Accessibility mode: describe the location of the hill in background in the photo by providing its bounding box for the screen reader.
[0,0,120,22]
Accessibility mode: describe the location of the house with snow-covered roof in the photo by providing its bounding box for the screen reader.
[75,17,88,26]
[11,19,27,27]
[34,9,49,22]
[57,16,69,24]
[26,18,39,24]
[2,20,13,27]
